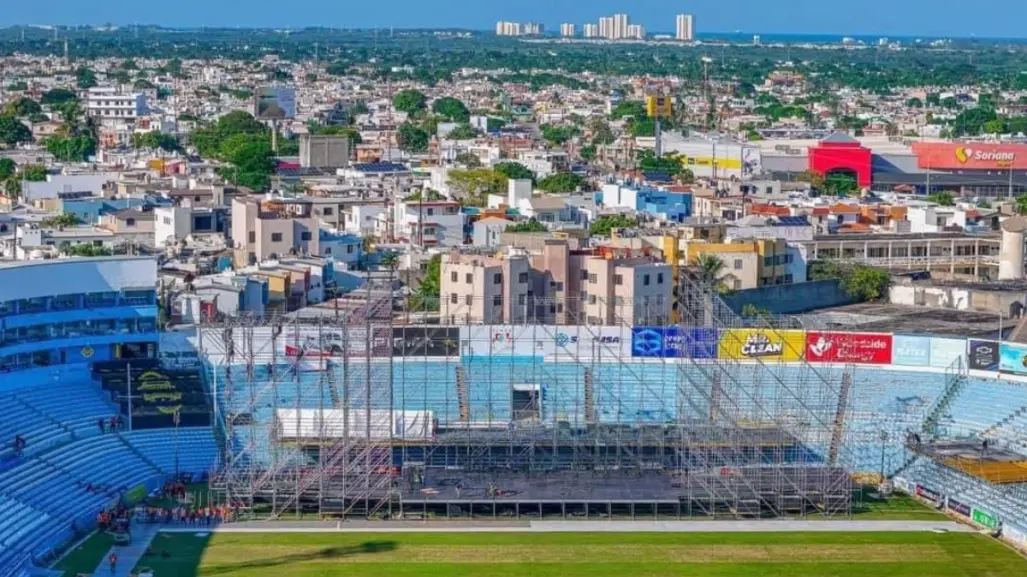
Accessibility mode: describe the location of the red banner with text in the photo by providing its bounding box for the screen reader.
[805,332,893,365]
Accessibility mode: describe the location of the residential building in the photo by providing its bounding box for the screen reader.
[560,24,576,37]
[231,197,320,267]
[626,24,645,40]
[583,24,600,38]
[675,14,695,41]
[84,87,148,126]
[686,238,798,290]
[318,229,363,268]
[583,256,672,325]
[154,205,228,247]
[495,21,522,36]
[299,134,351,169]
[192,273,269,319]
[440,251,531,324]
[393,199,465,247]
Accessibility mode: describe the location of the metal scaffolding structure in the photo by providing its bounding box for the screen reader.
[198,277,897,520]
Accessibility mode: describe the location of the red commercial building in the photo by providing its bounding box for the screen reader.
[807,133,873,188]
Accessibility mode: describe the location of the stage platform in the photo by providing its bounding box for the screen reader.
[913,439,1027,484]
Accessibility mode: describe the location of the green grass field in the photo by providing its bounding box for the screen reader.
[131,531,1027,577]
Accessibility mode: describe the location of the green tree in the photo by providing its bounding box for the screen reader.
[506,219,546,233]
[217,133,275,190]
[537,172,585,193]
[190,111,268,158]
[44,135,96,162]
[432,97,470,122]
[906,97,923,108]
[693,254,728,292]
[540,123,578,145]
[379,251,400,272]
[445,124,481,140]
[6,81,27,92]
[393,89,427,115]
[590,214,637,237]
[22,164,47,181]
[823,172,859,196]
[397,122,430,153]
[42,212,81,228]
[411,254,441,311]
[41,88,77,107]
[940,96,959,109]
[984,119,1006,134]
[131,131,181,152]
[609,101,646,120]
[454,152,481,167]
[3,97,42,118]
[446,168,506,206]
[0,116,33,146]
[75,67,98,89]
[493,161,534,181]
[927,191,956,206]
[0,158,14,180]
[313,125,363,145]
[842,265,891,301]
[1015,195,1027,215]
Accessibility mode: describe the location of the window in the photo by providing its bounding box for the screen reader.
[465,295,472,305]
[248,231,256,244]
[346,244,354,253]
[450,293,458,304]
[643,274,650,286]
[466,273,473,284]
[556,303,564,313]
[451,271,458,282]
[763,256,773,266]
[493,295,502,306]
[125,218,135,227]
[518,294,526,305]
[589,273,597,284]
[614,296,624,305]
[271,233,283,242]
[518,272,528,284]
[493,273,502,285]
[300,232,312,241]
[589,295,597,304]
[657,273,664,284]
[734,259,743,270]
[581,269,589,281]
[733,279,742,290]
[784,274,793,284]
[613,274,623,286]
[51,294,79,310]
[325,247,332,254]
[323,207,334,216]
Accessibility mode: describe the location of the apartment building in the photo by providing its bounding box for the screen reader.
[675,14,695,41]
[583,256,672,326]
[85,87,148,126]
[440,251,530,324]
[393,199,465,247]
[154,205,228,246]
[560,24,576,37]
[686,238,799,290]
[231,197,320,267]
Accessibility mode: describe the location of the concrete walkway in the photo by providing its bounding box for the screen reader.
[159,519,972,533]
[90,524,160,577]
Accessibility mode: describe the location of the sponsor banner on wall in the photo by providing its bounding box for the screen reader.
[195,327,392,359]
[929,337,967,369]
[999,342,1027,376]
[892,335,932,367]
[392,327,460,357]
[892,476,909,493]
[718,329,805,362]
[462,325,553,358]
[1003,523,1027,551]
[968,339,1000,371]
[972,507,999,530]
[915,484,941,504]
[946,497,971,518]
[552,326,633,359]
[631,327,718,359]
[805,332,892,364]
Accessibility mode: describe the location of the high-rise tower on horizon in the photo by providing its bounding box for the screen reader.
[675,14,695,42]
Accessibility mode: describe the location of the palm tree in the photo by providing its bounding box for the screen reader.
[1015,194,1027,216]
[379,251,399,272]
[693,254,727,293]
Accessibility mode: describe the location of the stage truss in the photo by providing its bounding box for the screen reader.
[198,275,927,520]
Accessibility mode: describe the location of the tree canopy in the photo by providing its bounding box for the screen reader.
[41,88,77,107]
[3,97,41,118]
[131,131,181,152]
[190,110,268,158]
[432,97,470,122]
[0,116,32,146]
[75,67,98,89]
[397,122,429,153]
[44,135,96,162]
[393,89,427,115]
[537,172,585,193]
[445,123,480,140]
[506,219,546,233]
[217,133,275,190]
[493,161,534,181]
[590,214,638,237]
[0,158,15,180]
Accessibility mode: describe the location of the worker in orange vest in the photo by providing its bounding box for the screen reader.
[108,552,118,575]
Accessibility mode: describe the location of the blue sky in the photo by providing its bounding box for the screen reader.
[4,0,1027,38]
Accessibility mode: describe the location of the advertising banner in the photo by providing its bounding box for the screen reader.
[972,507,999,530]
[254,86,297,120]
[946,497,971,518]
[719,329,805,361]
[892,476,909,493]
[631,327,718,359]
[1002,523,1027,551]
[391,327,460,357]
[892,335,932,367]
[929,337,967,369]
[968,340,1000,371]
[999,342,1027,376]
[912,141,1027,170]
[461,325,551,358]
[805,332,892,364]
[915,484,941,504]
[552,326,633,359]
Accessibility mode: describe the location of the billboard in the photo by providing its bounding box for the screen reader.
[913,141,1027,170]
[719,329,805,362]
[805,332,892,365]
[645,94,673,119]
[631,327,717,359]
[892,335,931,367]
[915,484,941,504]
[968,339,1000,371]
[929,337,967,369]
[391,327,460,357]
[1003,523,1027,551]
[946,497,971,518]
[972,507,999,530]
[1000,342,1027,376]
[254,86,297,120]
[551,326,632,359]
[462,325,550,358]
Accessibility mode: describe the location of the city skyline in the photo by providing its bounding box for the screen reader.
[3,0,1027,39]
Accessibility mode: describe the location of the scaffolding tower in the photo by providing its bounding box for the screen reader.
[200,276,900,520]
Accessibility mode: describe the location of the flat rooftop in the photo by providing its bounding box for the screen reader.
[799,303,1010,338]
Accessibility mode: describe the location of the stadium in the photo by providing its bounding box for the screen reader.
[4,256,1027,576]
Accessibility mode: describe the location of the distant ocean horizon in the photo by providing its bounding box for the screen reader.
[690,32,1025,44]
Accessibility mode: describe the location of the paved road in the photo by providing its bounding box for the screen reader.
[91,524,161,577]
[159,519,971,533]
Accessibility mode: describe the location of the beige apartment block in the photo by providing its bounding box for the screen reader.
[440,251,530,324]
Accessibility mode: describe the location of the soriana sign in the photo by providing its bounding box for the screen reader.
[912,141,1027,170]
[805,331,893,365]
